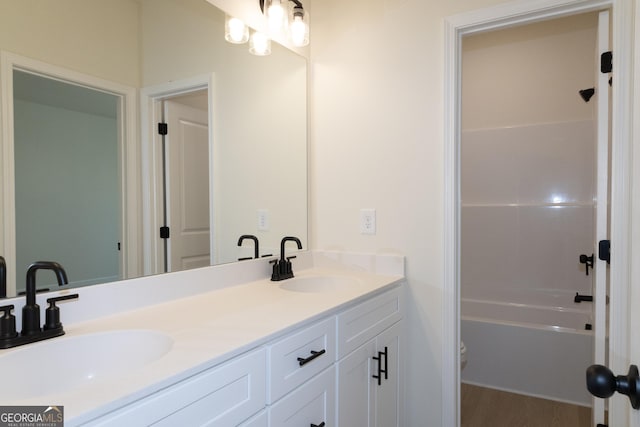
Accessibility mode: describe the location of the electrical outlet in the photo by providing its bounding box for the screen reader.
[257,209,269,231]
[360,209,376,235]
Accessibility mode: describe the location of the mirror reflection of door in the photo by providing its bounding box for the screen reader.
[162,92,210,272]
[13,70,120,292]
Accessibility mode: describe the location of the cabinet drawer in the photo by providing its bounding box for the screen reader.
[88,348,266,427]
[239,410,268,427]
[268,317,336,403]
[269,366,336,427]
[337,286,403,358]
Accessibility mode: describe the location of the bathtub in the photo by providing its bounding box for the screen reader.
[461,298,594,406]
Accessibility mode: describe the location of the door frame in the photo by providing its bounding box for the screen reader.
[140,74,215,275]
[0,51,139,294]
[443,1,634,426]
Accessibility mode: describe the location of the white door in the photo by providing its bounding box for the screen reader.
[164,100,210,272]
[591,9,610,427]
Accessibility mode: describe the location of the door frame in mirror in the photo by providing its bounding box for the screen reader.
[0,51,139,296]
[140,74,215,276]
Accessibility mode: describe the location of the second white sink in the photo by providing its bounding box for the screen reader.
[0,329,173,400]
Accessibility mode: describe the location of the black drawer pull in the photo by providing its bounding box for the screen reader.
[311,423,325,427]
[297,349,326,366]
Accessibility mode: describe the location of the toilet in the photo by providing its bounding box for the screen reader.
[460,341,468,370]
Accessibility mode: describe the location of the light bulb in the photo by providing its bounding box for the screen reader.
[249,32,272,56]
[267,0,286,33]
[225,15,249,44]
[290,15,308,46]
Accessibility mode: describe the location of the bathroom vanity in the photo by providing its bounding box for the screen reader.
[0,251,404,426]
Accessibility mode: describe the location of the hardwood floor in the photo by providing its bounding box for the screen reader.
[461,383,592,427]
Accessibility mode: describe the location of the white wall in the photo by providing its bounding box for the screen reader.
[140,0,307,263]
[0,0,140,87]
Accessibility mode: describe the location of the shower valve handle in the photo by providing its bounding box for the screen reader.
[579,253,594,276]
[587,364,640,409]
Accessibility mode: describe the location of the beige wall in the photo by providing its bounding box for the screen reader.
[309,0,507,425]
[0,0,140,87]
[462,12,598,130]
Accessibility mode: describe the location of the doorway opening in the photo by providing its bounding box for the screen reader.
[0,52,138,297]
[140,76,214,276]
[443,1,634,426]
[459,10,609,427]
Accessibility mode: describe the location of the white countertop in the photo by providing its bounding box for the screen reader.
[0,251,404,425]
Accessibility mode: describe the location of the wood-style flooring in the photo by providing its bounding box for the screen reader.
[461,383,593,427]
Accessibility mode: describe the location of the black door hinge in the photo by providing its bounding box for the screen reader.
[117,242,121,251]
[160,226,170,239]
[598,240,610,264]
[601,51,612,73]
[158,122,168,135]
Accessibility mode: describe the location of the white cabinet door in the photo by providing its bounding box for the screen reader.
[269,367,335,427]
[375,321,402,427]
[337,340,376,427]
[336,321,402,427]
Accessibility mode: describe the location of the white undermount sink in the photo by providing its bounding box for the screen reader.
[279,275,363,293]
[0,329,173,400]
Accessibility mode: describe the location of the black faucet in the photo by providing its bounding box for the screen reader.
[0,261,77,349]
[0,256,5,299]
[271,236,302,281]
[23,261,69,335]
[574,292,593,303]
[0,261,78,349]
[238,235,259,260]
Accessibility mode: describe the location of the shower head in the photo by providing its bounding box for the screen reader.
[579,88,595,103]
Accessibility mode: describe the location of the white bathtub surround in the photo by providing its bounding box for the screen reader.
[461,121,596,310]
[460,120,597,405]
[0,250,404,425]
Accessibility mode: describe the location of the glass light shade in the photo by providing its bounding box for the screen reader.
[225,15,249,44]
[289,8,309,47]
[249,31,272,56]
[266,0,286,33]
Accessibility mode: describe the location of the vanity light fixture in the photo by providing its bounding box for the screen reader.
[265,0,287,34]
[288,3,309,47]
[225,15,249,44]
[223,0,309,55]
[249,31,272,56]
[259,0,310,47]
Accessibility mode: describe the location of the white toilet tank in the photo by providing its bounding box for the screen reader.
[460,341,468,370]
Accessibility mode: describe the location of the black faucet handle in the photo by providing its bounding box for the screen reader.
[44,294,79,331]
[0,305,17,339]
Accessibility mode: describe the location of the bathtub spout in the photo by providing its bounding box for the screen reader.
[574,292,593,303]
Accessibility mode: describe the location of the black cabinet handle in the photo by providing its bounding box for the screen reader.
[382,346,388,380]
[311,423,325,427]
[372,347,389,386]
[297,349,326,366]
